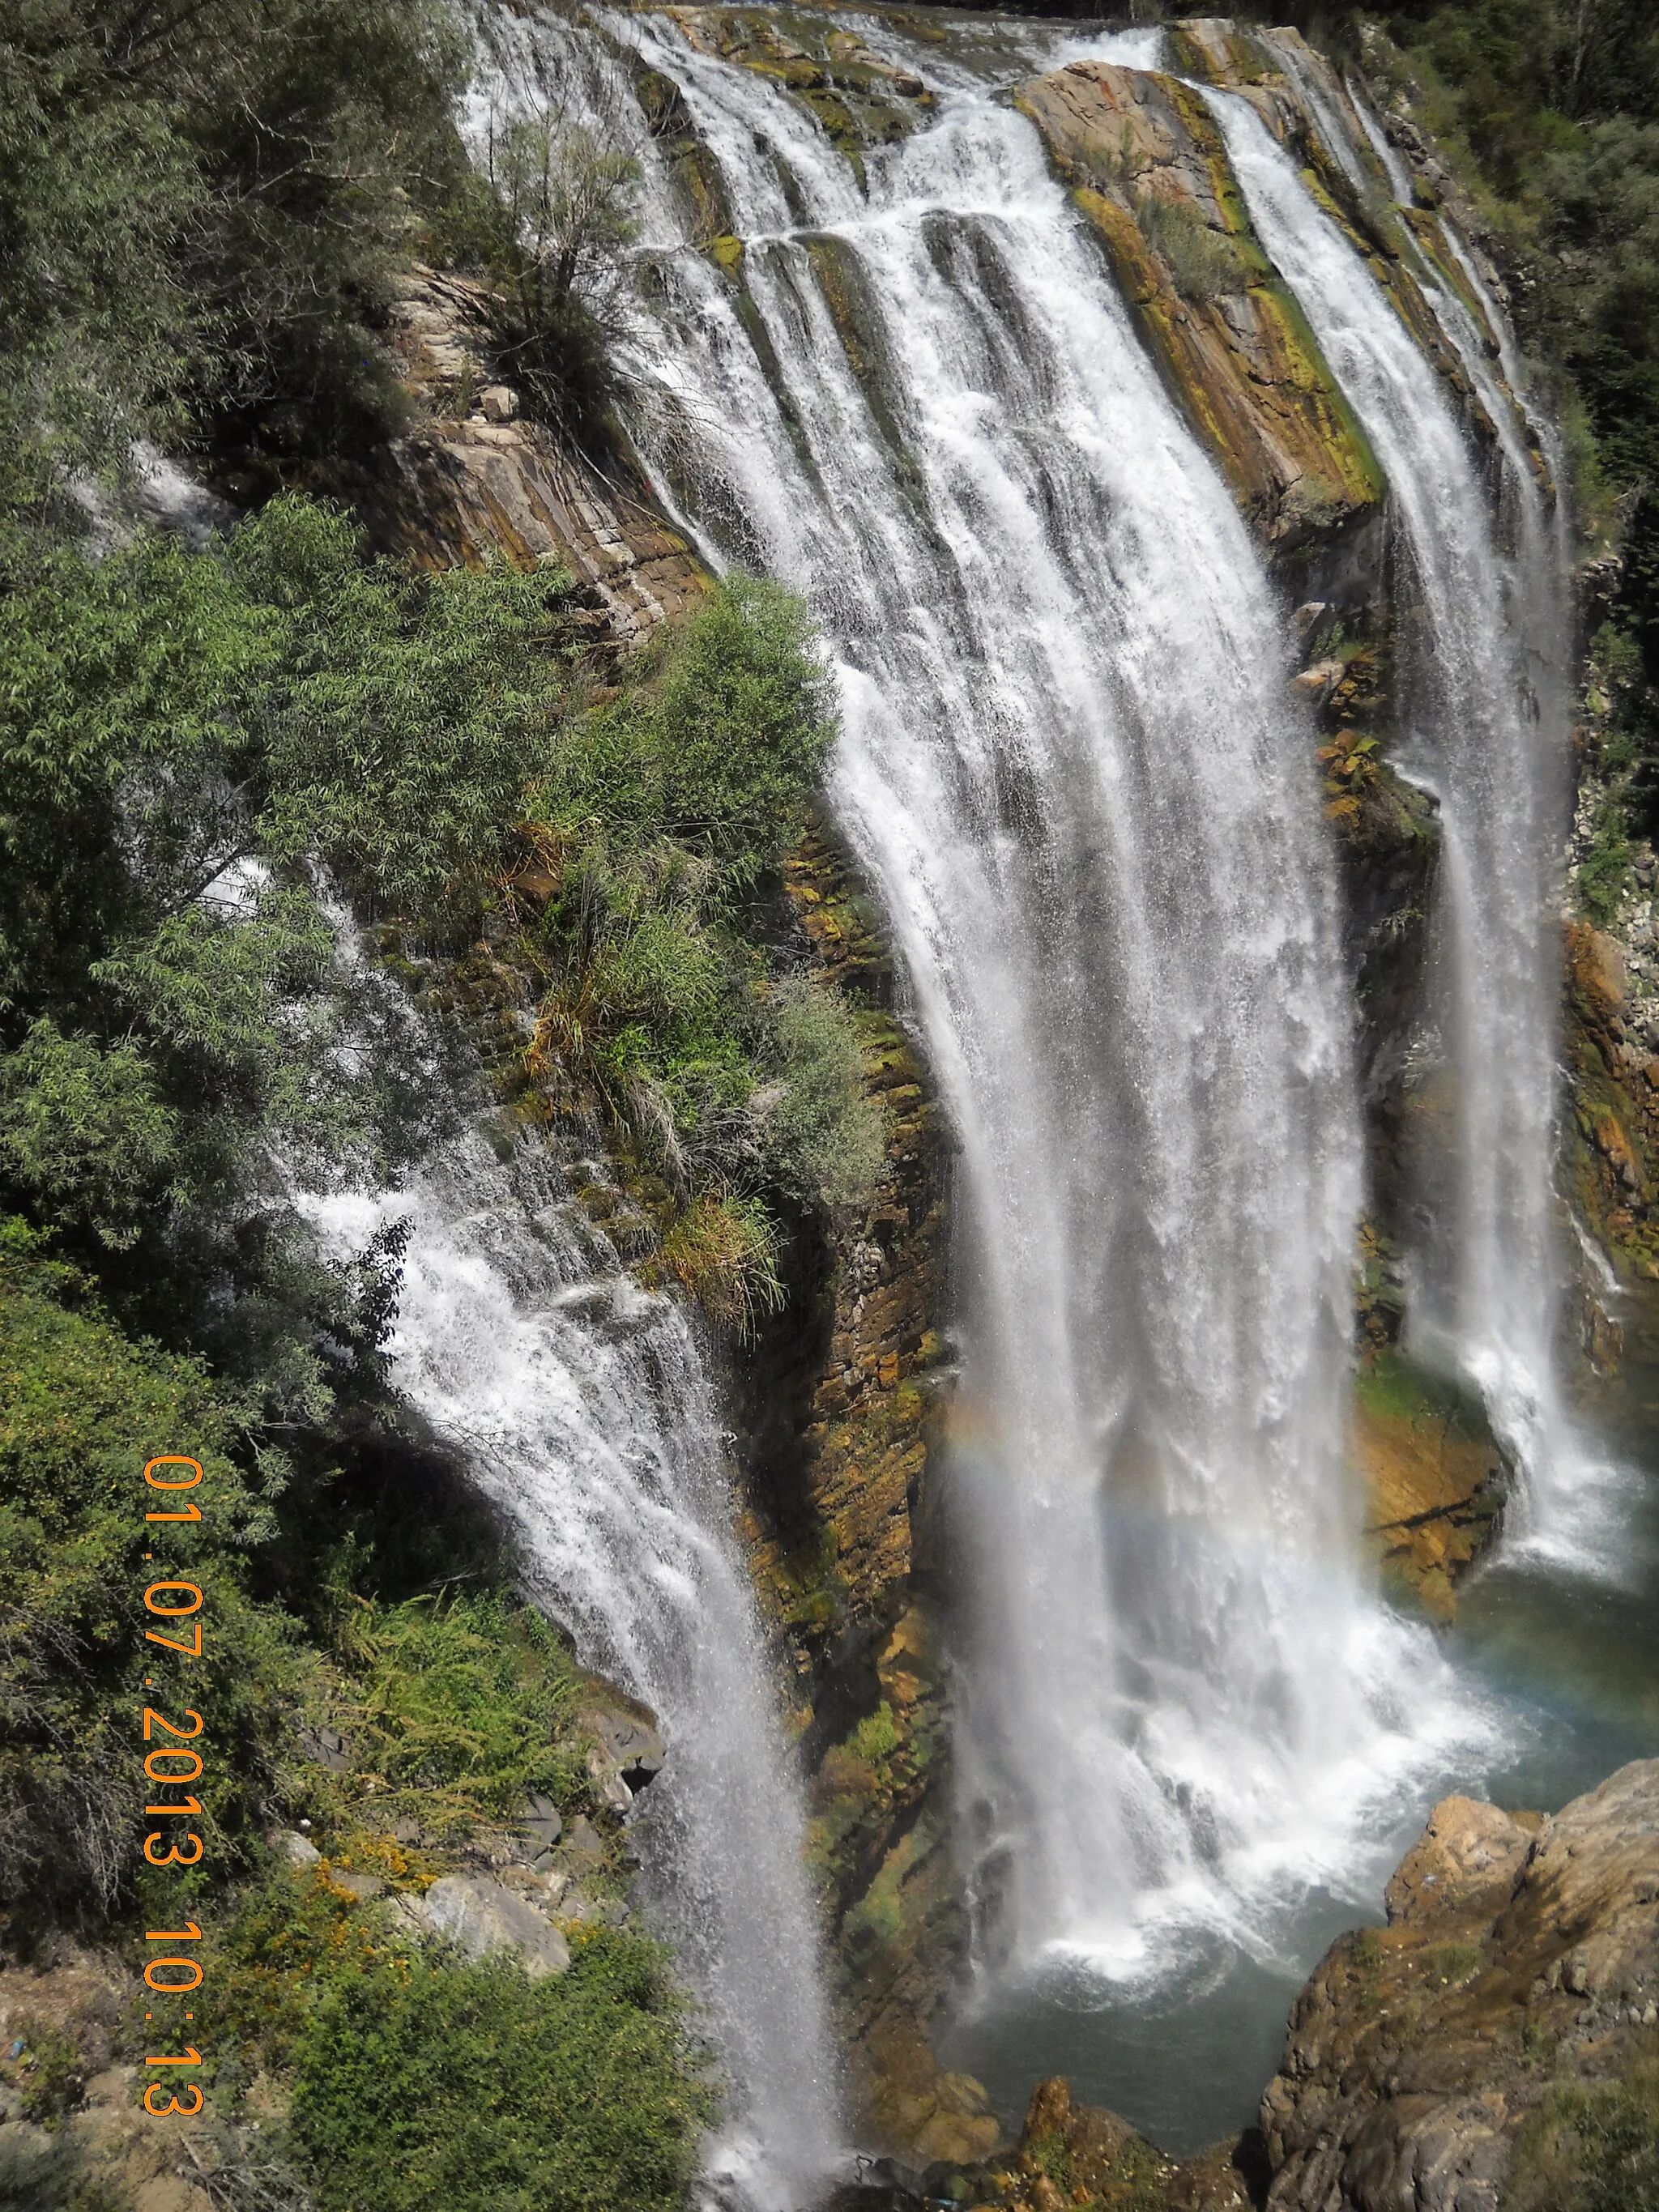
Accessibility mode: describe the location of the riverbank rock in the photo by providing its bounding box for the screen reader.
[417,1874,572,1979]
[1259,1758,1659,2210]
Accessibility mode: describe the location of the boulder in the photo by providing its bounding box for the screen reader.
[417,1875,570,1978]
[322,1868,385,1903]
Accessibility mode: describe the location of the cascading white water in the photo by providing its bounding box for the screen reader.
[1204,85,1582,1545]
[510,8,1489,1983]
[314,1136,840,2210]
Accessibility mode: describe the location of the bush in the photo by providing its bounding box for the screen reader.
[0,1220,301,1919]
[289,1940,714,2212]
[0,0,476,525]
[0,495,579,1359]
[763,980,884,1220]
[11,2022,87,2127]
[335,1595,590,1838]
[471,108,644,435]
[517,572,864,1315]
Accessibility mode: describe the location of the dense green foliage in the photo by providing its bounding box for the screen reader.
[318,1595,591,1839]
[0,493,574,1375]
[0,0,474,522]
[0,1221,296,1919]
[291,1941,711,2212]
[519,575,878,1319]
[0,488,867,1358]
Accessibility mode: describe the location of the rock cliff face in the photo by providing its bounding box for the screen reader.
[735,827,979,2159]
[346,265,706,639]
[347,252,972,2154]
[1259,1760,1659,2211]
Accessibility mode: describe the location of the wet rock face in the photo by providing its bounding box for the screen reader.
[727,820,966,2158]
[1566,907,1659,1294]
[1013,58,1385,562]
[1260,1759,1659,2211]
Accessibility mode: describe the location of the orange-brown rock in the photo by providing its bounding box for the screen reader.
[1014,60,1384,553]
[1259,1760,1659,2211]
[1350,1361,1507,1621]
[1567,918,1659,1268]
[1167,20,1521,463]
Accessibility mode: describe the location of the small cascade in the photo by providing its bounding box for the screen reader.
[1205,87,1584,1547]
[314,1135,841,2210]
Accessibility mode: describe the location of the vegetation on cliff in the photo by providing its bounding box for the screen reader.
[0,8,876,2201]
[0,1214,712,2210]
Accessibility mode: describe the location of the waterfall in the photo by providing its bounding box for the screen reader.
[1203,87,1585,1550]
[313,1135,841,2210]
[528,9,1486,1982]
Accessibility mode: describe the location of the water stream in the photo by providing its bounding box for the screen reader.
[1203,80,1582,1545]
[588,0,1491,2008]
[313,1139,841,2209]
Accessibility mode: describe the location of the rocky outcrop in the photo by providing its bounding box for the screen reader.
[1566,915,1659,1285]
[343,265,706,641]
[1350,1355,1508,1621]
[1169,20,1528,476]
[663,7,936,188]
[1014,59,1384,565]
[416,1873,572,1976]
[1259,1759,1659,2210]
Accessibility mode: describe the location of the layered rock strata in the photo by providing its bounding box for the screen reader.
[347,265,706,639]
[1013,58,1384,563]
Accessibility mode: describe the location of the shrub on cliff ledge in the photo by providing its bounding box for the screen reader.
[518,573,874,1318]
[291,1940,712,2212]
[1508,2044,1659,2211]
